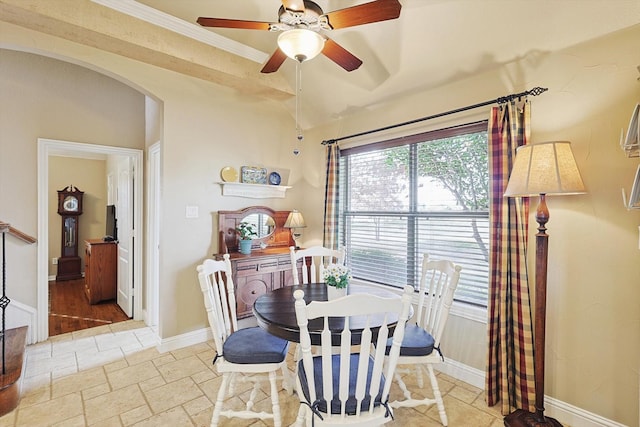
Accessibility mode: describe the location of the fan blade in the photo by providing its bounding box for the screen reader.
[261,49,288,73]
[322,39,362,72]
[281,0,306,13]
[324,0,401,29]
[197,17,271,30]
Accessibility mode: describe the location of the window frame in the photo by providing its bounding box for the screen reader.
[338,121,489,309]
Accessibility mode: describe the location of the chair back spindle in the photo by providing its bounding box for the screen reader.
[197,256,237,352]
[290,245,345,284]
[293,286,414,425]
[416,256,461,348]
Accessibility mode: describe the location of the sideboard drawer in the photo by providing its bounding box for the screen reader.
[235,260,259,276]
[257,259,279,272]
[235,258,280,276]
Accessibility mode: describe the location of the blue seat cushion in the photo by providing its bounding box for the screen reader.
[222,327,289,364]
[297,353,385,415]
[385,324,435,357]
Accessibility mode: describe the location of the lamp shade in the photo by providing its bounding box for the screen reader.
[277,29,325,63]
[504,141,586,197]
[284,209,306,228]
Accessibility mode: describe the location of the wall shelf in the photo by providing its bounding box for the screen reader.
[218,182,291,199]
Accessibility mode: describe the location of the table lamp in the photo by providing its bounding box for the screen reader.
[265,215,276,233]
[503,141,586,427]
[284,209,306,249]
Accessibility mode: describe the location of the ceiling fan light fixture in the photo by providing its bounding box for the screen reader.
[277,29,325,63]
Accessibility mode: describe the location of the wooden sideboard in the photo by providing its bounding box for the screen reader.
[84,239,117,304]
[216,206,301,319]
[220,248,302,319]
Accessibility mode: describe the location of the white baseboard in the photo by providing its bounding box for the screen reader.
[435,358,626,427]
[436,355,485,389]
[545,396,629,427]
[5,300,37,345]
[157,327,212,353]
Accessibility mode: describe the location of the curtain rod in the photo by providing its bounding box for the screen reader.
[321,86,548,145]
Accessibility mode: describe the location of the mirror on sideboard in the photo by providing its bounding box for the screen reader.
[218,206,294,254]
[240,213,275,238]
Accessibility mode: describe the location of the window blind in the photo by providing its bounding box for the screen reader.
[339,122,489,307]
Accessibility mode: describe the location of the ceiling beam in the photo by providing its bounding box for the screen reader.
[0,0,294,100]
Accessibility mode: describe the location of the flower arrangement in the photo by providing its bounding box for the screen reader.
[236,222,257,240]
[323,264,351,289]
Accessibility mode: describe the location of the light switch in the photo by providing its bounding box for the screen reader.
[185,205,199,218]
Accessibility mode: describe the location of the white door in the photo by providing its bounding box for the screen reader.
[116,156,133,317]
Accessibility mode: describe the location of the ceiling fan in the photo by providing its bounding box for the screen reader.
[197,0,402,73]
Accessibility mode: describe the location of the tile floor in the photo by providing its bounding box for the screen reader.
[1,321,506,426]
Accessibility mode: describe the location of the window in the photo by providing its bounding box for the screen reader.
[338,122,489,306]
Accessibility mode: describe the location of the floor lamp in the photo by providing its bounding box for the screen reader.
[503,141,586,427]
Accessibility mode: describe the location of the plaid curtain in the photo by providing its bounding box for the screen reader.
[485,100,536,414]
[323,144,340,250]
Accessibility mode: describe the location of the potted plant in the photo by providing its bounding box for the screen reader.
[236,222,257,255]
[323,263,351,300]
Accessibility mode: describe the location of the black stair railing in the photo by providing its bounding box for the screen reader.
[1,224,9,374]
[0,222,36,375]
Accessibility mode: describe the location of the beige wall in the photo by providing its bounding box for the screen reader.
[48,157,107,277]
[1,14,639,427]
[301,24,640,426]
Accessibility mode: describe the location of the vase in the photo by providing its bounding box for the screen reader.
[326,284,347,301]
[239,239,252,255]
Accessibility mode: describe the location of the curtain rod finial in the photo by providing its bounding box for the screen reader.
[529,87,548,96]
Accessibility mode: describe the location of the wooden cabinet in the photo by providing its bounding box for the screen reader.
[219,248,302,319]
[84,239,117,304]
[217,206,301,319]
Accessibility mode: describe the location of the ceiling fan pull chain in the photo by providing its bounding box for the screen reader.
[296,62,304,142]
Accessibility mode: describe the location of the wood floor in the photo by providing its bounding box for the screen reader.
[48,279,129,336]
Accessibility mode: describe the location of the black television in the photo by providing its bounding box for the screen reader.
[105,205,117,241]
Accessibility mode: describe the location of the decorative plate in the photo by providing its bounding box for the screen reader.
[220,166,238,182]
[241,166,267,184]
[268,171,281,185]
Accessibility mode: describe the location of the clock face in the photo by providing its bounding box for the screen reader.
[63,196,79,212]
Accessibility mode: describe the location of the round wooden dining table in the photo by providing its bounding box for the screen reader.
[253,283,407,345]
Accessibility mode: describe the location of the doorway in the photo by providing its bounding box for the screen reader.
[48,278,129,336]
[37,138,145,342]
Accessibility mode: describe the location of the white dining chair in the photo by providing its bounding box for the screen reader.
[196,255,292,427]
[386,253,462,426]
[292,285,414,426]
[290,245,345,284]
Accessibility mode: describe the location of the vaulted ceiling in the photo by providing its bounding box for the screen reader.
[2,0,639,129]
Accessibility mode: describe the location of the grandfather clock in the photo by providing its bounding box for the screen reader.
[56,185,84,281]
